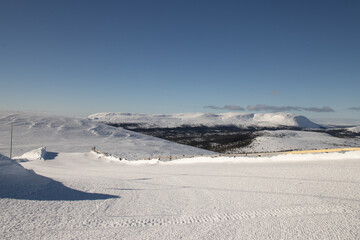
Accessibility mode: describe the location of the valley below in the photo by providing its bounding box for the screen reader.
[107,123,360,154]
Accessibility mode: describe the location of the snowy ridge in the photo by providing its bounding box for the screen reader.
[347,126,360,133]
[89,112,321,129]
[0,111,213,160]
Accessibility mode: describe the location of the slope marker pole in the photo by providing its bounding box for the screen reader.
[10,123,13,159]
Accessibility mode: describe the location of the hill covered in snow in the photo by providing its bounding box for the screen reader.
[347,126,360,133]
[0,111,213,160]
[88,112,360,154]
[88,112,322,129]
[1,110,358,159]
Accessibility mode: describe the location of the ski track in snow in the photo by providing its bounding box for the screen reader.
[74,204,349,228]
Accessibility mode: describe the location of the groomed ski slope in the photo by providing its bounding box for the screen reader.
[1,150,360,239]
[1,111,360,239]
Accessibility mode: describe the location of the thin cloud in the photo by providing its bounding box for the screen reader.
[204,105,245,111]
[271,90,279,96]
[349,107,360,111]
[206,104,335,113]
[223,105,246,111]
[302,106,335,112]
[246,104,335,113]
[247,104,301,112]
[204,105,223,110]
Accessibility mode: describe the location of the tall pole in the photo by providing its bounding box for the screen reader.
[10,123,13,159]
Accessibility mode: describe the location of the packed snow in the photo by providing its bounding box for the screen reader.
[89,112,322,129]
[0,152,117,201]
[13,146,47,161]
[1,149,360,239]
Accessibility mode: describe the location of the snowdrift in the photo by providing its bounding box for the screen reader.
[0,153,118,200]
[13,146,46,161]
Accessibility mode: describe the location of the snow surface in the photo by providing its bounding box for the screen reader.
[347,126,360,133]
[0,152,117,201]
[1,150,360,239]
[1,110,360,239]
[89,112,322,128]
[0,111,213,160]
[13,146,46,161]
[240,130,360,153]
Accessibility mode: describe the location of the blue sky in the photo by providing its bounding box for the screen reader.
[1,0,359,121]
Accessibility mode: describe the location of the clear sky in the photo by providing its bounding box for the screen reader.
[1,0,359,121]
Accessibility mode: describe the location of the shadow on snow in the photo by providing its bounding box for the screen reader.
[0,154,119,201]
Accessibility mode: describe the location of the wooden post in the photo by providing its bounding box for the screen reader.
[10,123,13,159]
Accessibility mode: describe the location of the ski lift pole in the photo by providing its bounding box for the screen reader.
[10,123,13,159]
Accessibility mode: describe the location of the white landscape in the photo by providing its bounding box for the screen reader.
[88,112,322,128]
[1,111,360,239]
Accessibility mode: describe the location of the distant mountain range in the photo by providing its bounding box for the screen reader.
[88,112,322,129]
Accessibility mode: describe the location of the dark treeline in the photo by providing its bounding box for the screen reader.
[105,123,359,153]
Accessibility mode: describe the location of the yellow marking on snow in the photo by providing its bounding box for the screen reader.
[285,148,360,154]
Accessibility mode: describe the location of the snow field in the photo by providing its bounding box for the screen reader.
[240,130,360,153]
[2,151,360,239]
[1,110,360,239]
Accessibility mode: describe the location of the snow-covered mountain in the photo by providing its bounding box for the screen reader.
[0,111,213,160]
[88,112,322,129]
[347,126,360,133]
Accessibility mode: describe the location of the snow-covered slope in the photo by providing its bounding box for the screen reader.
[0,111,213,160]
[347,126,360,133]
[2,150,360,239]
[240,130,360,153]
[89,112,321,129]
